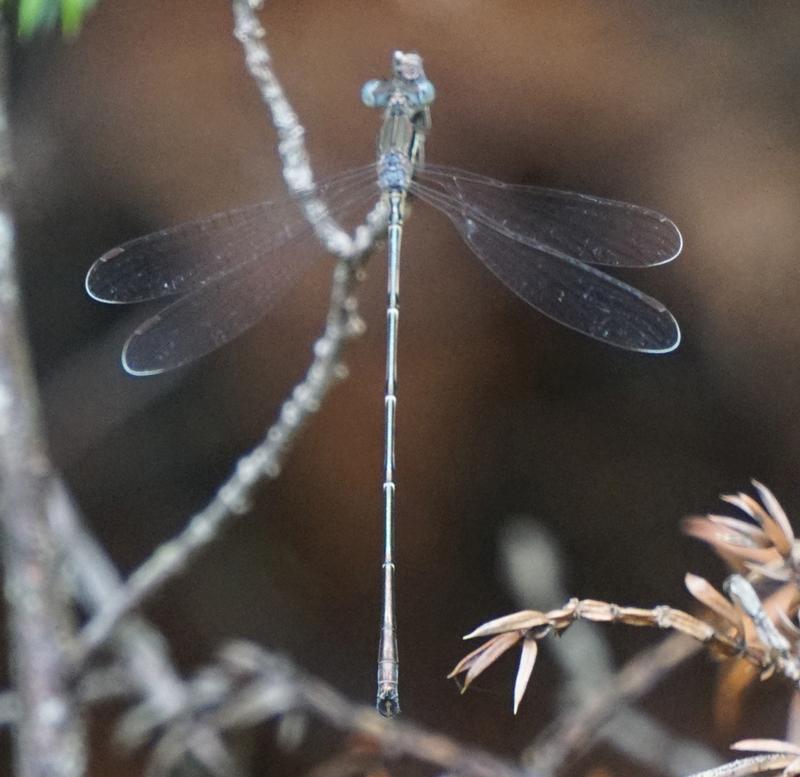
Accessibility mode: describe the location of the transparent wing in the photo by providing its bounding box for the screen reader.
[119,186,380,375]
[412,179,680,353]
[122,246,307,375]
[415,165,682,268]
[86,165,378,303]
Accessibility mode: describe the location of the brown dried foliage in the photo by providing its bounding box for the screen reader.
[449,482,800,776]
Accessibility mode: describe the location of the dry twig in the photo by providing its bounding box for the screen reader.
[72,0,388,668]
[456,484,800,776]
[0,20,86,777]
[147,641,538,777]
[686,739,800,777]
[2,1,388,773]
[501,519,713,775]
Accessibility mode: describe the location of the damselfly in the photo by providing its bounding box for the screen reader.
[86,51,681,717]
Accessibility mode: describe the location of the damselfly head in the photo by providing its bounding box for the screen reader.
[393,51,435,107]
[393,50,424,81]
[362,51,436,111]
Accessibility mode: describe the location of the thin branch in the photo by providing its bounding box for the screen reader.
[457,592,800,694]
[500,519,716,775]
[73,0,387,667]
[524,632,702,771]
[45,478,236,770]
[47,479,188,721]
[166,641,540,777]
[685,753,793,777]
[73,255,365,663]
[231,0,382,259]
[0,412,235,774]
[461,487,800,773]
[0,639,541,777]
[0,20,85,777]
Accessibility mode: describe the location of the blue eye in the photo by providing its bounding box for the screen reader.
[413,78,436,106]
[361,79,389,108]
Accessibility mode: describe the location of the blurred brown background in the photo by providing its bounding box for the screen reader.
[8,1,800,775]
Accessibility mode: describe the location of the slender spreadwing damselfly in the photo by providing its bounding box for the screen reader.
[86,51,681,717]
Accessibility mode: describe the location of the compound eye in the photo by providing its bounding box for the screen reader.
[362,79,390,108]
[410,79,436,107]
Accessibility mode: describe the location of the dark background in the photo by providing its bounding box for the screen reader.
[8,1,800,775]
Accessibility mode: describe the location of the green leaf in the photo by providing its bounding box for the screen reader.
[11,0,95,37]
[60,0,95,36]
[60,0,81,35]
[17,0,48,37]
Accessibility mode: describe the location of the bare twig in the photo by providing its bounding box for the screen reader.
[475,487,800,775]
[524,632,702,771]
[500,519,715,775]
[0,21,86,777]
[685,753,792,777]
[231,0,383,258]
[73,253,367,663]
[73,0,387,666]
[158,641,540,777]
[47,479,188,723]
[45,478,236,771]
[452,591,800,699]
[686,737,800,777]
[0,473,234,773]
[0,667,137,728]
